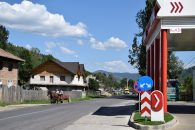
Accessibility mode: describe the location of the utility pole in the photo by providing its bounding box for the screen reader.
[126,78,128,89]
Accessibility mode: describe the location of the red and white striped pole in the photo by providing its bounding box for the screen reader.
[141,91,151,117]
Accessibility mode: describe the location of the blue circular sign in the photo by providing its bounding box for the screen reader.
[138,76,153,91]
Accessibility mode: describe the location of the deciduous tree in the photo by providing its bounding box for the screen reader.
[0,25,9,50]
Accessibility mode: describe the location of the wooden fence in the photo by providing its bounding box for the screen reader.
[0,85,48,103]
[0,85,86,103]
[22,90,48,101]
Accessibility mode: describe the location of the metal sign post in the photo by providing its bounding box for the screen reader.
[134,81,141,113]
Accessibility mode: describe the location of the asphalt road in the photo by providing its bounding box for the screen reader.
[0,96,136,130]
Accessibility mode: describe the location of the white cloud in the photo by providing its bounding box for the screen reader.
[25,44,32,50]
[74,55,79,59]
[45,49,52,54]
[99,60,130,72]
[44,42,58,54]
[89,37,127,50]
[60,46,75,54]
[45,41,76,55]
[0,1,88,37]
[90,37,106,50]
[77,39,84,45]
[45,42,57,49]
[105,37,127,48]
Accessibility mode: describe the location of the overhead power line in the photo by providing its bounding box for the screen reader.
[184,56,195,69]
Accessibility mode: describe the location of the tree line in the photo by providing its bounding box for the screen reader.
[0,25,55,85]
[88,72,135,92]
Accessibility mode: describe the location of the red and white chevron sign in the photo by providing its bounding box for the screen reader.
[141,91,151,117]
[157,0,195,17]
[170,2,183,13]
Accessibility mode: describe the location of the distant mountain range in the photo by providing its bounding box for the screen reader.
[94,70,140,81]
[94,66,195,82]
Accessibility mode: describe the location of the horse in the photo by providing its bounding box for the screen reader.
[59,94,71,103]
[47,91,71,104]
[47,91,59,104]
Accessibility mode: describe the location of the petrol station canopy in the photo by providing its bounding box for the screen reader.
[143,0,195,51]
[143,0,195,112]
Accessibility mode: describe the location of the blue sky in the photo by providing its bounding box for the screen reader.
[0,0,194,73]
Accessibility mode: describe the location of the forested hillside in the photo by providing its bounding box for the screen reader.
[95,70,139,81]
[0,25,55,85]
[180,66,195,81]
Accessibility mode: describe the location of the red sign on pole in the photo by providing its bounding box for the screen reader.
[151,91,163,111]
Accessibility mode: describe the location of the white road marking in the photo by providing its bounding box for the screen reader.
[0,106,64,121]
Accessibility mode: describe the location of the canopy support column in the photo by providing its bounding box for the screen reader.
[161,29,168,112]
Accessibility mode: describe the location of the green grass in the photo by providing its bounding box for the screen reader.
[71,95,107,103]
[22,100,50,104]
[0,94,106,107]
[0,102,13,107]
[0,100,50,107]
[133,111,174,125]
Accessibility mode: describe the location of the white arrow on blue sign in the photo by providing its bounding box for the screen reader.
[138,76,153,91]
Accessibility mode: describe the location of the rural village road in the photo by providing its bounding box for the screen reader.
[0,96,136,130]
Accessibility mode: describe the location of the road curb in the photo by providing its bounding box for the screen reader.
[128,112,178,130]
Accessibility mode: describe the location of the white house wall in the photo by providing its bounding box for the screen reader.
[30,74,86,86]
[71,75,84,85]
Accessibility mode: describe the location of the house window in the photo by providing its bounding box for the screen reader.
[50,76,54,83]
[0,61,3,70]
[8,63,13,71]
[60,76,65,81]
[40,76,45,81]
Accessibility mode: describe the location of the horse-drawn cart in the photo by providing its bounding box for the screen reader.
[47,91,71,104]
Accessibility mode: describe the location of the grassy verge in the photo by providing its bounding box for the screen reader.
[133,111,174,125]
[0,94,107,107]
[71,95,107,103]
[0,100,50,107]
[21,100,50,104]
[0,102,13,107]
